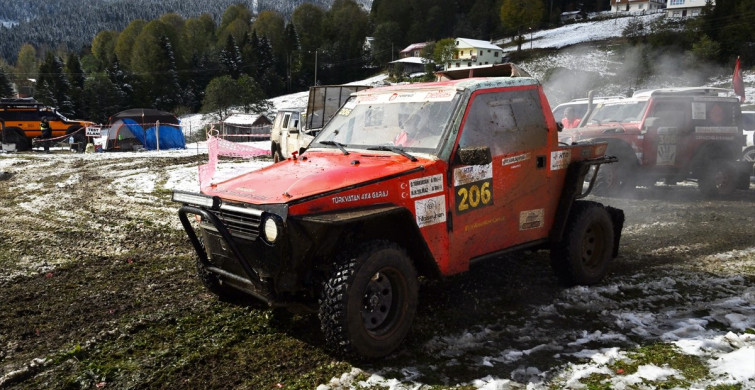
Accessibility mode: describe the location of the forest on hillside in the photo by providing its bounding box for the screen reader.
[0,0,355,64]
[0,0,752,126]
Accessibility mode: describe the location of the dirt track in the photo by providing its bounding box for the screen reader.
[0,151,753,389]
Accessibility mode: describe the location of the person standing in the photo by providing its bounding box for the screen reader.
[561,107,581,129]
[40,117,52,153]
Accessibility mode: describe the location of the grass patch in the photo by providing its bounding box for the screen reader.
[577,343,709,390]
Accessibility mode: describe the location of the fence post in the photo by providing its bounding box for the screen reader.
[156,120,160,151]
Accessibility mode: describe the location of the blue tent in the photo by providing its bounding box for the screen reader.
[107,109,185,150]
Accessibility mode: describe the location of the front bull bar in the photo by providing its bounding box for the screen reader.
[177,205,271,303]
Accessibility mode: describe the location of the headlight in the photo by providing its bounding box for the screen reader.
[262,215,282,244]
[172,191,216,208]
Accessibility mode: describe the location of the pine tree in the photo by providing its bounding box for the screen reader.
[0,67,14,98]
[152,36,182,111]
[220,35,242,79]
[65,53,86,118]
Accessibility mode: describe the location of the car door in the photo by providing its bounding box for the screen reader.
[447,86,552,272]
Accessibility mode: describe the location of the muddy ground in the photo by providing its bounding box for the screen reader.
[0,151,753,389]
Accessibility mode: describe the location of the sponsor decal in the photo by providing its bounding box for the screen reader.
[550,150,571,171]
[656,145,677,166]
[595,144,608,157]
[453,163,493,186]
[409,174,444,198]
[415,195,447,228]
[692,102,707,120]
[519,209,544,230]
[694,126,740,134]
[331,191,389,204]
[502,153,530,166]
[424,90,455,101]
[464,216,505,232]
[453,164,494,214]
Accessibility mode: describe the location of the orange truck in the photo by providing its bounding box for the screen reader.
[173,70,625,358]
[0,98,93,152]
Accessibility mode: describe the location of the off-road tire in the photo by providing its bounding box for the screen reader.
[271,142,283,163]
[1,127,32,151]
[319,240,418,358]
[195,236,240,300]
[550,201,615,286]
[698,160,737,198]
[592,148,635,196]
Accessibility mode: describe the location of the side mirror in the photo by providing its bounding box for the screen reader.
[456,146,492,166]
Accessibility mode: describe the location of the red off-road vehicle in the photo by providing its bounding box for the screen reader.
[560,88,750,196]
[173,71,625,358]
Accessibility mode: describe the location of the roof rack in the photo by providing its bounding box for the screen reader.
[633,87,731,98]
[0,97,45,108]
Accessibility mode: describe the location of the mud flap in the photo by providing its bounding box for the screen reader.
[605,206,624,258]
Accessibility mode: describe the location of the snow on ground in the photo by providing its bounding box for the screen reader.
[500,13,664,52]
[4,17,751,389]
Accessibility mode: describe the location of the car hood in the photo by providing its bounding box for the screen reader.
[202,150,430,204]
[559,123,640,140]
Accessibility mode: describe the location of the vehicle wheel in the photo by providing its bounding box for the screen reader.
[273,150,283,163]
[319,240,418,358]
[195,236,240,300]
[66,126,87,153]
[550,200,615,286]
[698,160,737,198]
[592,149,635,196]
[1,127,32,151]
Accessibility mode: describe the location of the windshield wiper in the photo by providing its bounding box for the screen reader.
[366,145,418,162]
[319,140,349,155]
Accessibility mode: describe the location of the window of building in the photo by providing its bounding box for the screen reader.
[479,50,483,56]
[494,52,499,57]
[670,0,684,4]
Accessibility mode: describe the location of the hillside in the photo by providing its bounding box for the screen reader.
[0,0,372,64]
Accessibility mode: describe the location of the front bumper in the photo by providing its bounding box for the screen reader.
[174,191,314,308]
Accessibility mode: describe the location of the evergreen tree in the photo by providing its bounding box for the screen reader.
[82,72,122,123]
[106,59,134,110]
[220,35,242,79]
[65,53,86,118]
[152,36,182,111]
[36,52,74,116]
[0,67,14,98]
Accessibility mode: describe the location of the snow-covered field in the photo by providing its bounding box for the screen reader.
[1,12,753,390]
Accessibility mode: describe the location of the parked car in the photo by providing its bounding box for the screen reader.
[560,87,750,197]
[741,110,755,165]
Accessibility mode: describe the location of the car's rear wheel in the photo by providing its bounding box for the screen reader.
[550,201,615,286]
[319,241,418,358]
[698,160,737,198]
[1,127,32,151]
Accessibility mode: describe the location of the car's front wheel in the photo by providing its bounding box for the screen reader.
[319,241,418,358]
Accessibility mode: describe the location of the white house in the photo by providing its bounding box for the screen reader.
[610,0,666,13]
[445,38,504,71]
[665,0,711,17]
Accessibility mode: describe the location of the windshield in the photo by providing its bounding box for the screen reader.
[584,100,648,125]
[311,90,462,154]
